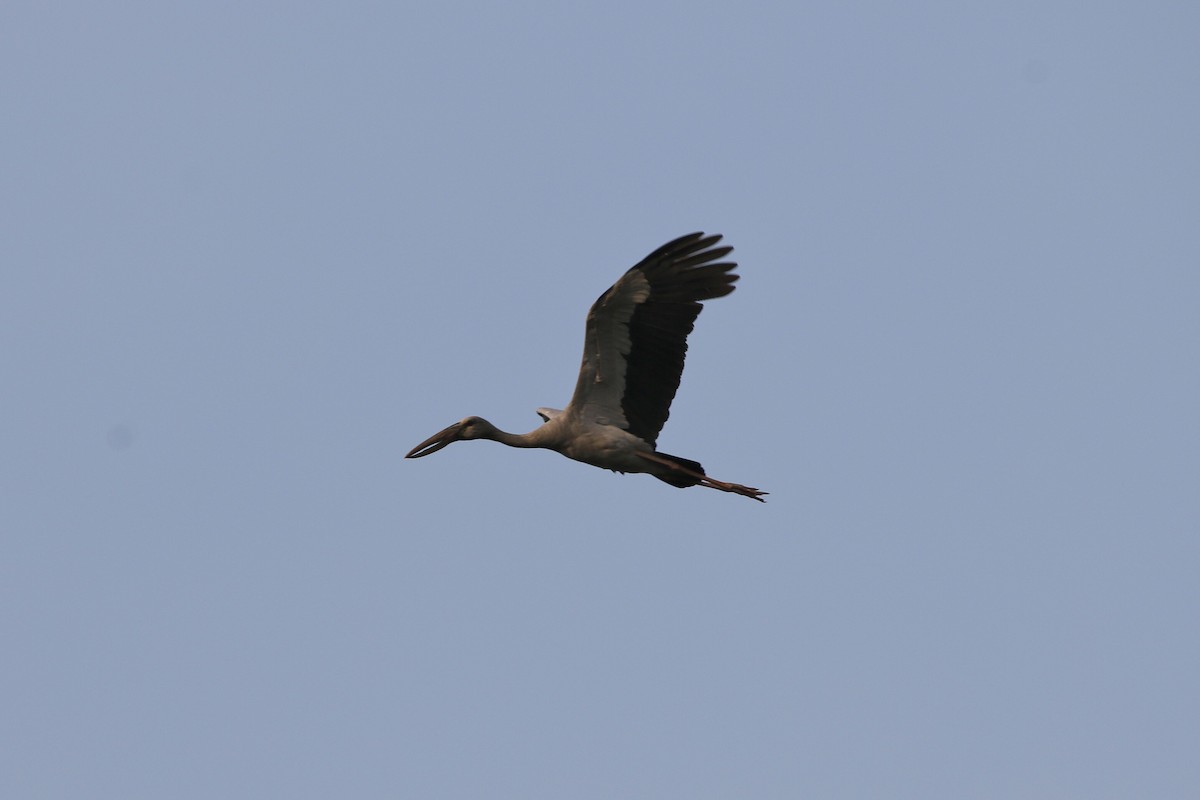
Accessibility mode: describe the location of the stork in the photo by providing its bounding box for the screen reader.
[406,232,767,501]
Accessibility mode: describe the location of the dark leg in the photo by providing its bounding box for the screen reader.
[636,451,767,502]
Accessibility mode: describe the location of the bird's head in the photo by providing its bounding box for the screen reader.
[405,416,493,458]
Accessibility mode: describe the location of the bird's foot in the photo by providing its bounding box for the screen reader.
[700,477,768,502]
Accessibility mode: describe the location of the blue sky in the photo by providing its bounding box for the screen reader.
[3,2,1198,797]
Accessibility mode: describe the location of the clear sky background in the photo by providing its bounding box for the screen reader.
[3,2,1198,798]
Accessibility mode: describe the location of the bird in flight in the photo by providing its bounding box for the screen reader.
[406,232,766,501]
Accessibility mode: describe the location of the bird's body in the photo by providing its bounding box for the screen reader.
[552,420,654,474]
[406,232,766,501]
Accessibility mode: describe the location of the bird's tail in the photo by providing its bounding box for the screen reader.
[650,452,705,488]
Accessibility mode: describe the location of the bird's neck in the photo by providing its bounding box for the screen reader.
[485,423,557,450]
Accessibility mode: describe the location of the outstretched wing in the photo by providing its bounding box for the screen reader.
[565,232,739,446]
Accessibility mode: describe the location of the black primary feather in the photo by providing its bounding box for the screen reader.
[618,232,739,446]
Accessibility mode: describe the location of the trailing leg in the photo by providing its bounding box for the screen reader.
[636,451,767,502]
